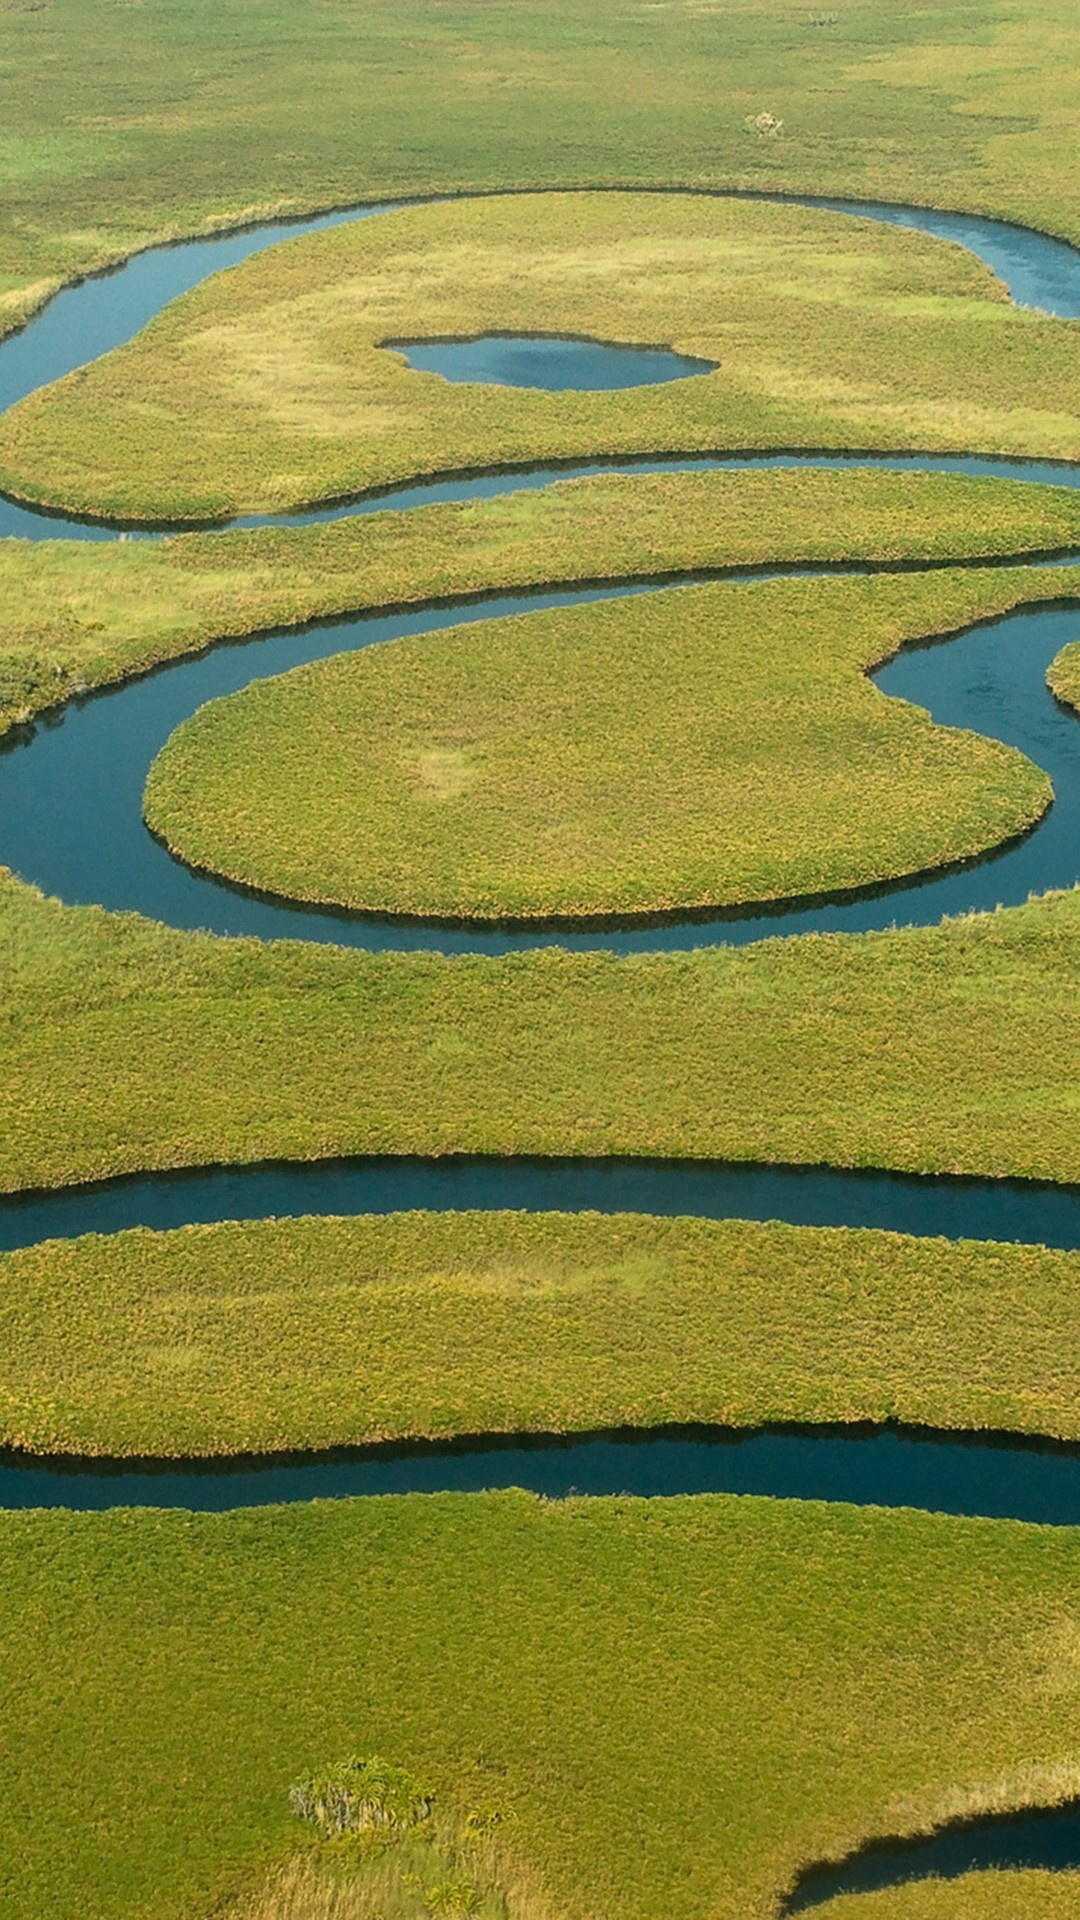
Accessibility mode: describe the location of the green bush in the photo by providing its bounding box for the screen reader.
[290,1758,434,1840]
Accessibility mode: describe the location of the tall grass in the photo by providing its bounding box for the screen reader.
[231,1810,557,1920]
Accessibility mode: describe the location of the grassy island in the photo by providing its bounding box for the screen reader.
[3,1493,1080,1920]
[6,1209,1080,1458]
[141,573,1052,922]
[4,193,1080,521]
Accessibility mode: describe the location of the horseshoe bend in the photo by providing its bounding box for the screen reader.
[4,8,1080,1919]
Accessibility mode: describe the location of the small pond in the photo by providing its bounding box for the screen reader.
[383,333,719,389]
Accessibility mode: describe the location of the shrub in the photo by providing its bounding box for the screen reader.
[289,1757,434,1839]
[746,110,784,137]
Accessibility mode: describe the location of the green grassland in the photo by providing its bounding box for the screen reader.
[5,7,1080,1919]
[818,1876,1080,1920]
[141,574,1052,922]
[9,1208,1080,1457]
[5,194,1080,521]
[6,853,1080,1193]
[2,0,1080,332]
[4,1493,1080,1920]
[4,468,1080,739]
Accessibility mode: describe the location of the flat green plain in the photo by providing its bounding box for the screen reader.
[141,574,1051,921]
[8,1209,1080,1458]
[6,193,1080,520]
[4,468,1080,739]
[2,0,1080,331]
[4,1494,1080,1920]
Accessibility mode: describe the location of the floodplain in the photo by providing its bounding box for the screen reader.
[3,5,1080,1917]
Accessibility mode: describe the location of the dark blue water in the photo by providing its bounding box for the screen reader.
[382,333,718,389]
[3,1153,1079,1255]
[4,1424,1080,1521]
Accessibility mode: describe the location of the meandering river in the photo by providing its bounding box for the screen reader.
[4,186,1080,1906]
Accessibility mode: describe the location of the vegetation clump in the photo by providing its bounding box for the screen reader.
[290,1758,433,1840]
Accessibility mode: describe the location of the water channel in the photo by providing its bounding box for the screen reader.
[4,186,1080,1905]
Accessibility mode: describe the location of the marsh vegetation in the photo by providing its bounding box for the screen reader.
[8,1208,1080,1458]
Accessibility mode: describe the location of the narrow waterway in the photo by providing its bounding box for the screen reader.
[3,1424,1080,1522]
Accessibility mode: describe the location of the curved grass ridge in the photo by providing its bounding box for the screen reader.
[4,466,1080,742]
[8,869,1080,1193]
[141,574,1052,922]
[7,1208,1080,1460]
[5,191,1080,522]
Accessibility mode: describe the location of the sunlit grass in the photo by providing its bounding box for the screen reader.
[5,1493,1080,1920]
[5,853,1080,1193]
[9,1208,1080,1457]
[814,1871,1080,1919]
